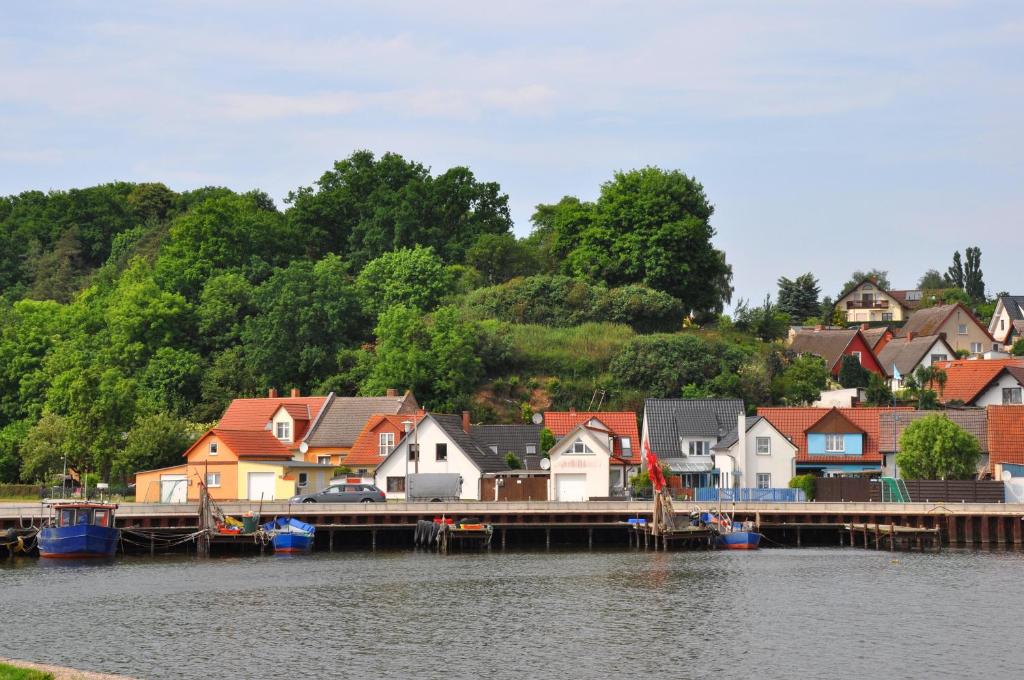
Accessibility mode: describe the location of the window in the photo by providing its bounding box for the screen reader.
[358,469,367,477]
[206,472,221,488]
[907,291,922,301]
[930,354,948,363]
[970,342,982,354]
[1004,388,1023,405]
[756,437,771,455]
[489,445,498,454]
[1000,319,1006,330]
[882,313,893,321]
[863,284,873,290]
[570,439,593,454]
[436,443,448,461]
[387,476,405,493]
[408,444,419,461]
[620,437,632,455]
[209,441,218,456]
[688,440,710,456]
[958,324,968,335]
[378,432,395,456]
[275,421,291,441]
[825,434,845,452]
[851,351,862,363]
[317,455,331,465]
[525,444,537,455]
[298,472,308,487]
[756,473,771,489]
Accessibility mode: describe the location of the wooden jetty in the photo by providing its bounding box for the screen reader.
[626,522,715,550]
[842,522,942,552]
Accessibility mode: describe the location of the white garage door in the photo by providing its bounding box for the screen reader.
[160,474,187,504]
[247,472,277,501]
[556,474,587,502]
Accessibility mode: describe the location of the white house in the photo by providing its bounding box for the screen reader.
[712,414,797,490]
[876,333,956,389]
[988,295,1024,349]
[546,424,618,501]
[372,412,509,500]
[973,367,1024,406]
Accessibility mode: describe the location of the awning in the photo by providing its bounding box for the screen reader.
[665,461,714,473]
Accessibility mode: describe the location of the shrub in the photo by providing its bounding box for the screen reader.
[1011,339,1024,356]
[788,474,816,501]
[505,452,523,469]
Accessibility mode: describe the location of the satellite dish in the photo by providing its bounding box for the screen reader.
[1002,470,1013,482]
[299,441,309,454]
[539,458,551,470]
[531,412,544,425]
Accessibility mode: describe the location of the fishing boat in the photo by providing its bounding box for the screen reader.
[38,502,120,558]
[262,517,315,553]
[698,511,761,550]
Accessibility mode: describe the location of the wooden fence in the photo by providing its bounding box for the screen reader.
[480,476,548,502]
[814,478,1006,503]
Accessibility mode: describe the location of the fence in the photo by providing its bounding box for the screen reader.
[0,484,44,498]
[480,476,549,502]
[814,478,1007,503]
[693,488,807,503]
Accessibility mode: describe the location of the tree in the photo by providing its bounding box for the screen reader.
[113,413,195,481]
[946,251,964,290]
[917,269,946,290]
[356,245,452,318]
[865,372,893,406]
[1011,339,1024,356]
[896,414,981,479]
[537,167,733,319]
[465,233,540,284]
[777,273,821,323]
[20,413,75,482]
[772,355,829,405]
[540,428,556,456]
[197,272,255,351]
[610,333,749,398]
[837,355,870,388]
[139,348,204,418]
[964,246,984,301]
[733,296,790,342]
[504,452,523,469]
[841,269,890,296]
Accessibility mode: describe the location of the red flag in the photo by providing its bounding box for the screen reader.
[644,440,666,493]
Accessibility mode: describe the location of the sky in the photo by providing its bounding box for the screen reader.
[1,1,1021,306]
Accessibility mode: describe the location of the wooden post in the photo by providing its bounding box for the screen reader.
[964,516,975,545]
[980,516,990,546]
[1014,518,1022,548]
[545,527,551,550]
[796,525,802,548]
[588,527,594,550]
[329,529,334,552]
[863,526,869,549]
[371,529,377,551]
[501,528,507,550]
[874,524,880,550]
[150,533,155,557]
[889,523,895,552]
[996,517,1007,547]
[946,515,957,547]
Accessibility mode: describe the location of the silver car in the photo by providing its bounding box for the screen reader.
[290,483,386,503]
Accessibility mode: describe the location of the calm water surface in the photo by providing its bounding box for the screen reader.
[1,547,1022,679]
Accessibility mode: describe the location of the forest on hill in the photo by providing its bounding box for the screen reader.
[0,150,957,485]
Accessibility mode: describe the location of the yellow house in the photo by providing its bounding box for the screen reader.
[835,279,918,324]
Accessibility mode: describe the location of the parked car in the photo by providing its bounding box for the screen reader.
[290,483,386,503]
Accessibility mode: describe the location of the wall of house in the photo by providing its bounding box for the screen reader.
[373,419,483,500]
[547,428,611,501]
[678,436,715,459]
[187,434,238,464]
[838,283,907,323]
[740,419,797,488]
[989,303,1014,345]
[133,465,187,502]
[234,461,326,501]
[890,338,954,389]
[304,446,348,466]
[974,372,1024,406]
[806,433,863,455]
[186,460,240,501]
[938,309,997,354]
[842,333,885,375]
[270,410,295,444]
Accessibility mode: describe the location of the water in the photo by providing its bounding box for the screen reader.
[2,548,1022,680]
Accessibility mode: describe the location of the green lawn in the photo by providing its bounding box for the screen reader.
[0,662,54,680]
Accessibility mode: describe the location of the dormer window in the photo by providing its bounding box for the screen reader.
[379,432,395,456]
[275,421,291,441]
[689,441,710,456]
[825,434,844,452]
[620,437,632,455]
[907,290,922,301]
[570,439,593,454]
[209,441,218,456]
[863,284,873,291]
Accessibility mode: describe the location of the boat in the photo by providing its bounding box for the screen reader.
[262,517,315,553]
[697,511,761,551]
[38,502,120,558]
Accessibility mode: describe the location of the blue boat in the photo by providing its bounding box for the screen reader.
[262,517,315,554]
[698,511,761,551]
[39,503,120,558]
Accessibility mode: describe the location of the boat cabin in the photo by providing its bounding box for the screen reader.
[52,503,118,529]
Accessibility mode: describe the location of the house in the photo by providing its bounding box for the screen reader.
[860,325,894,353]
[989,295,1024,349]
[299,389,419,466]
[813,388,865,408]
[711,414,798,490]
[757,406,909,476]
[133,429,334,502]
[987,405,1024,480]
[877,332,955,389]
[835,279,918,323]
[896,303,997,355]
[932,358,1024,406]
[469,424,544,469]
[879,409,988,478]
[544,410,641,497]
[218,388,330,456]
[641,399,744,488]
[788,327,885,377]
[342,412,426,481]
[373,412,509,500]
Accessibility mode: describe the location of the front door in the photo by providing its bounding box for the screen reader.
[160,474,187,503]
[247,472,276,501]
[556,474,587,502]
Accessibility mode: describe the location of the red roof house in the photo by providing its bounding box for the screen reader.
[544,409,641,465]
[987,405,1024,473]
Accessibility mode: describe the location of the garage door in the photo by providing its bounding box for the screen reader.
[160,474,187,504]
[247,472,277,501]
[556,474,587,502]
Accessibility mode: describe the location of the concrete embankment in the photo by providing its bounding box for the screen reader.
[0,657,135,679]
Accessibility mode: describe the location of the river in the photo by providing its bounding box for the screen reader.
[1,547,1021,679]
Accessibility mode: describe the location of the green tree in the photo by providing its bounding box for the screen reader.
[772,355,829,405]
[540,427,556,456]
[465,233,540,284]
[126,182,177,222]
[610,333,748,397]
[917,269,946,290]
[113,413,195,481]
[356,245,452,318]
[837,355,870,388]
[733,296,790,342]
[197,272,255,351]
[964,246,984,301]
[947,251,964,290]
[104,265,194,368]
[896,414,981,479]
[865,372,893,406]
[20,413,76,482]
[0,420,31,482]
[777,273,821,323]
[1011,339,1024,356]
[504,452,523,469]
[139,348,205,417]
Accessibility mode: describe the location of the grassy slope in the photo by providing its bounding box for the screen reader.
[0,662,53,680]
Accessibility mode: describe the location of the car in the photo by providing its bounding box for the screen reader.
[289,483,386,504]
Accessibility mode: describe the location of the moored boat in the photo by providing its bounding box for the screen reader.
[262,517,315,553]
[38,502,120,558]
[698,511,761,551]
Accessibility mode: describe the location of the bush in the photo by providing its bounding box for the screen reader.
[505,452,523,469]
[610,333,750,397]
[1011,339,1024,356]
[788,474,816,501]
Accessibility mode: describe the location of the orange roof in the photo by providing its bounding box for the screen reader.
[933,358,1024,404]
[218,396,327,430]
[544,411,641,464]
[183,429,293,460]
[757,407,912,464]
[343,413,426,467]
[987,405,1024,470]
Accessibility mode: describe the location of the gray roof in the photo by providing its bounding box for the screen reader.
[303,392,418,447]
[877,334,950,377]
[711,416,763,451]
[788,329,858,370]
[879,410,988,453]
[1000,295,1024,321]
[432,415,511,473]
[644,398,744,457]
[470,424,542,467]
[860,326,890,349]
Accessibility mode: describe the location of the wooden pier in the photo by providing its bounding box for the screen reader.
[626,523,715,550]
[842,522,942,552]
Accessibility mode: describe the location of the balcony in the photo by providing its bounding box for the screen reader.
[846,300,889,309]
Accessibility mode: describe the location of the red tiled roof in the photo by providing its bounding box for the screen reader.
[987,405,1024,470]
[218,396,328,430]
[280,403,313,421]
[544,411,641,463]
[184,429,293,460]
[932,358,1024,404]
[757,407,912,464]
[343,413,425,467]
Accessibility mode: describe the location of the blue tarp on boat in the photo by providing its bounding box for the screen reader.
[262,517,315,553]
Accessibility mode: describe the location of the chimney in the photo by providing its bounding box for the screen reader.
[386,388,398,398]
[290,388,300,398]
[907,331,914,342]
[462,411,471,433]
[268,388,278,398]
[569,407,577,415]
[860,323,869,331]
